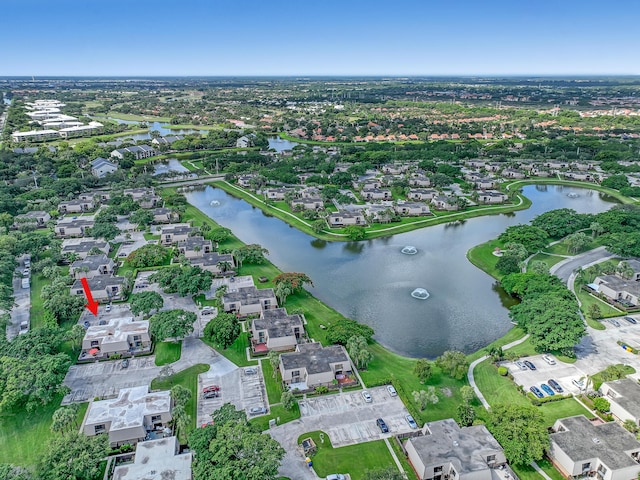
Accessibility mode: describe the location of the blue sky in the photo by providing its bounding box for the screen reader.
[2,0,639,76]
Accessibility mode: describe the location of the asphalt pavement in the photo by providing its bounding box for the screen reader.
[550,246,614,283]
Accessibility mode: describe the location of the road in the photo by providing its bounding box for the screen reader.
[549,246,614,284]
[6,257,30,340]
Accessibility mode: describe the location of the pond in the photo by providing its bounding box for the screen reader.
[185,185,617,358]
[152,159,191,176]
[268,136,298,152]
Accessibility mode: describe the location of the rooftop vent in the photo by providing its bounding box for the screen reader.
[592,437,601,445]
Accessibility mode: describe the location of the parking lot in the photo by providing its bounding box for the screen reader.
[505,354,585,395]
[78,302,132,328]
[197,364,266,426]
[575,315,640,380]
[298,386,414,447]
[63,356,160,404]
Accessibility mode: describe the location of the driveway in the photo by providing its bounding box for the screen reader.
[550,246,613,283]
[268,386,413,479]
[6,256,30,340]
[114,231,147,259]
[197,364,267,427]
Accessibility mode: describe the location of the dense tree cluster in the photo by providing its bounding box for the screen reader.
[149,265,213,296]
[149,309,196,341]
[487,404,548,465]
[325,318,375,345]
[203,312,241,349]
[126,244,170,268]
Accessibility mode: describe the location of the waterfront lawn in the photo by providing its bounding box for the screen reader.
[0,394,88,467]
[261,360,284,405]
[155,341,182,366]
[202,331,255,367]
[467,327,528,363]
[362,343,469,423]
[249,403,300,432]
[296,431,397,480]
[466,239,503,280]
[473,359,529,409]
[150,364,209,440]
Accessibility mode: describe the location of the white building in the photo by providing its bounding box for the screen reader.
[112,436,192,480]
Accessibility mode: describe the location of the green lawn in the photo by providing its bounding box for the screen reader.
[513,458,565,480]
[538,398,594,426]
[527,253,565,272]
[466,239,504,280]
[143,232,160,241]
[0,395,88,466]
[249,403,301,432]
[150,364,209,440]
[261,360,284,405]
[297,431,399,480]
[29,273,47,330]
[155,341,182,366]
[108,112,171,122]
[202,332,255,367]
[361,343,471,424]
[473,359,529,410]
[590,364,636,390]
[575,285,623,321]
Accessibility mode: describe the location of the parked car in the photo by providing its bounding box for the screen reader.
[609,318,621,327]
[523,360,536,370]
[572,378,585,390]
[249,406,267,416]
[121,358,129,369]
[548,379,564,393]
[405,414,418,429]
[22,268,30,277]
[376,418,389,433]
[105,304,112,313]
[203,385,220,394]
[624,316,638,325]
[542,354,556,365]
[326,475,346,480]
[529,386,544,398]
[386,385,397,397]
[515,361,527,370]
[203,390,219,399]
[244,367,258,375]
[540,383,555,396]
[361,391,372,403]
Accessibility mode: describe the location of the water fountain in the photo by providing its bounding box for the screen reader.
[210,200,221,206]
[401,246,418,255]
[411,288,430,300]
[566,192,580,198]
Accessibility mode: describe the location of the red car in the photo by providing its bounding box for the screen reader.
[203,385,220,393]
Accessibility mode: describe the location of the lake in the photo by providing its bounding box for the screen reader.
[152,159,191,176]
[185,185,617,358]
[268,136,298,152]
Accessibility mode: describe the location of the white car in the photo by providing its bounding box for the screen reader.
[542,354,556,365]
[515,361,527,370]
[386,385,397,397]
[361,390,372,403]
[326,475,346,480]
[572,378,585,390]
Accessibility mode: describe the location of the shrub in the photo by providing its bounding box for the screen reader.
[498,366,508,376]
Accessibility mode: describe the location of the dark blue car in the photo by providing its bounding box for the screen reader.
[548,379,564,393]
[529,386,544,398]
[524,360,536,370]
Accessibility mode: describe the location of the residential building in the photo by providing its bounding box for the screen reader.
[111,145,157,161]
[79,191,110,203]
[564,171,593,181]
[151,208,178,224]
[405,419,506,480]
[55,216,95,238]
[625,259,640,281]
[291,197,324,210]
[409,175,431,187]
[251,308,304,353]
[593,275,640,307]
[71,275,125,302]
[548,415,640,480]
[237,174,255,188]
[13,210,51,228]
[81,317,151,359]
[189,252,235,275]
[545,161,569,170]
[502,168,526,179]
[91,157,118,178]
[61,238,110,259]
[395,202,431,216]
[601,378,640,426]
[409,189,438,201]
[279,342,351,390]
[236,135,253,148]
[123,188,161,208]
[223,286,277,316]
[82,386,172,447]
[473,177,498,190]
[11,129,59,142]
[264,188,290,200]
[58,121,104,139]
[362,188,392,201]
[477,190,509,204]
[328,210,366,227]
[177,236,213,258]
[112,436,192,480]
[59,198,96,214]
[161,223,196,245]
[151,135,184,146]
[70,254,115,279]
[431,196,459,211]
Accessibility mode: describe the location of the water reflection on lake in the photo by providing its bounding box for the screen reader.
[185,184,617,357]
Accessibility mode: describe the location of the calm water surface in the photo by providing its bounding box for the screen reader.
[268,136,298,152]
[186,185,616,357]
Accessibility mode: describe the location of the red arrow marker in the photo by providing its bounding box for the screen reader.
[80,277,99,316]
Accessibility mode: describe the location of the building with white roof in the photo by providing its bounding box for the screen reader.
[82,386,172,447]
[112,436,192,480]
[11,129,59,142]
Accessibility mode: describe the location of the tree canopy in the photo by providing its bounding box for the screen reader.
[325,318,374,345]
[126,244,170,268]
[37,432,109,480]
[149,309,195,341]
[203,312,241,349]
[531,208,592,239]
[498,224,549,254]
[129,291,164,316]
[149,265,213,296]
